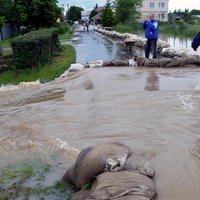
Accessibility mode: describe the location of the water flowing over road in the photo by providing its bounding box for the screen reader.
[1,30,200,200]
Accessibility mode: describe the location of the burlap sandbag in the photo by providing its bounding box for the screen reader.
[89,171,156,200]
[124,156,155,178]
[71,191,150,200]
[103,60,129,66]
[135,56,147,66]
[159,58,172,67]
[185,55,200,66]
[62,143,131,188]
[144,59,160,67]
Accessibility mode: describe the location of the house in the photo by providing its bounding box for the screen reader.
[81,10,91,21]
[96,6,105,12]
[92,12,103,24]
[140,0,169,21]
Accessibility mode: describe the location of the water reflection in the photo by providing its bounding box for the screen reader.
[71,31,145,63]
[144,71,160,91]
[159,34,200,55]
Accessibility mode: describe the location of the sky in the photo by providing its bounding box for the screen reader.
[58,0,199,11]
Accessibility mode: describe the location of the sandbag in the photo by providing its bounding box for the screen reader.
[115,196,150,200]
[125,156,155,178]
[135,56,147,66]
[102,60,130,67]
[144,59,160,67]
[89,171,156,200]
[185,55,200,66]
[71,191,150,200]
[62,143,131,188]
[70,190,91,200]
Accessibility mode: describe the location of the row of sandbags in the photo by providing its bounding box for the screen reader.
[94,27,199,58]
[135,55,200,67]
[62,142,157,200]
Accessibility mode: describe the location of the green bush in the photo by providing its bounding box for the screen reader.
[11,28,60,69]
[56,24,69,34]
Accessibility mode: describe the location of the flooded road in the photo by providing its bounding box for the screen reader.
[1,31,200,200]
[70,29,145,63]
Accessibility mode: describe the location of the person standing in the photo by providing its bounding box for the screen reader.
[143,14,159,59]
[191,32,200,51]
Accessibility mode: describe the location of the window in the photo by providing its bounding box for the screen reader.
[159,3,165,8]
[158,13,165,20]
[150,2,155,8]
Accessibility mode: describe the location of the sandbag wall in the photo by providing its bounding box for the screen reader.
[94,27,199,58]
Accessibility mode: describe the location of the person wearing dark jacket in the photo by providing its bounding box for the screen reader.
[143,14,158,59]
[192,32,200,51]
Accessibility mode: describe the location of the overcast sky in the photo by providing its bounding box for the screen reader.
[58,0,199,11]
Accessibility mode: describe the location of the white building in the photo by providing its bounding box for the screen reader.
[140,0,169,21]
[81,11,91,21]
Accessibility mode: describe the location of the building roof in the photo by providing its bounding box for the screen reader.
[92,12,102,20]
[96,6,105,12]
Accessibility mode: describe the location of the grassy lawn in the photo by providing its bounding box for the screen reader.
[58,33,73,40]
[2,39,11,48]
[2,50,12,56]
[0,45,76,85]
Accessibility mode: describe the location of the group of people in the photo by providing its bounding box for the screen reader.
[79,18,91,32]
[143,13,200,59]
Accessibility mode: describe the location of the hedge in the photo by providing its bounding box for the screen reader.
[11,28,60,69]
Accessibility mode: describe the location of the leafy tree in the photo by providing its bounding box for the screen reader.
[190,9,200,16]
[102,0,116,27]
[90,9,98,20]
[7,0,62,30]
[113,0,142,23]
[0,0,11,56]
[67,6,83,22]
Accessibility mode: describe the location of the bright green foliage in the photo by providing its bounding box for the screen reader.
[6,0,62,29]
[67,6,84,22]
[11,28,60,69]
[113,0,142,23]
[102,1,116,27]
[0,45,75,85]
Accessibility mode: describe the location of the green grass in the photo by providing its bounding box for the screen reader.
[2,39,11,48]
[0,45,76,85]
[159,23,200,38]
[112,23,200,39]
[2,50,12,56]
[59,33,73,40]
[0,160,75,200]
[112,24,143,34]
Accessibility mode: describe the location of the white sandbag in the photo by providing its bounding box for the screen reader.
[86,60,104,68]
[69,63,85,72]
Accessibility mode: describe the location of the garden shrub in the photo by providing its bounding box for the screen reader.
[11,28,60,69]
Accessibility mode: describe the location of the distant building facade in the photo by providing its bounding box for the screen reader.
[140,0,169,21]
[81,10,91,20]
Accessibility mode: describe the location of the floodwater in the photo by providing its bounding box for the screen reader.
[69,27,145,63]
[1,30,200,200]
[159,34,200,55]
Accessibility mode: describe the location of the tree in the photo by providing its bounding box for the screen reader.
[90,9,98,20]
[0,0,11,56]
[113,0,142,23]
[190,9,200,16]
[102,0,116,27]
[7,0,62,30]
[67,6,83,22]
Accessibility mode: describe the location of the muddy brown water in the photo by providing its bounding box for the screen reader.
[1,67,200,199]
[1,30,200,199]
